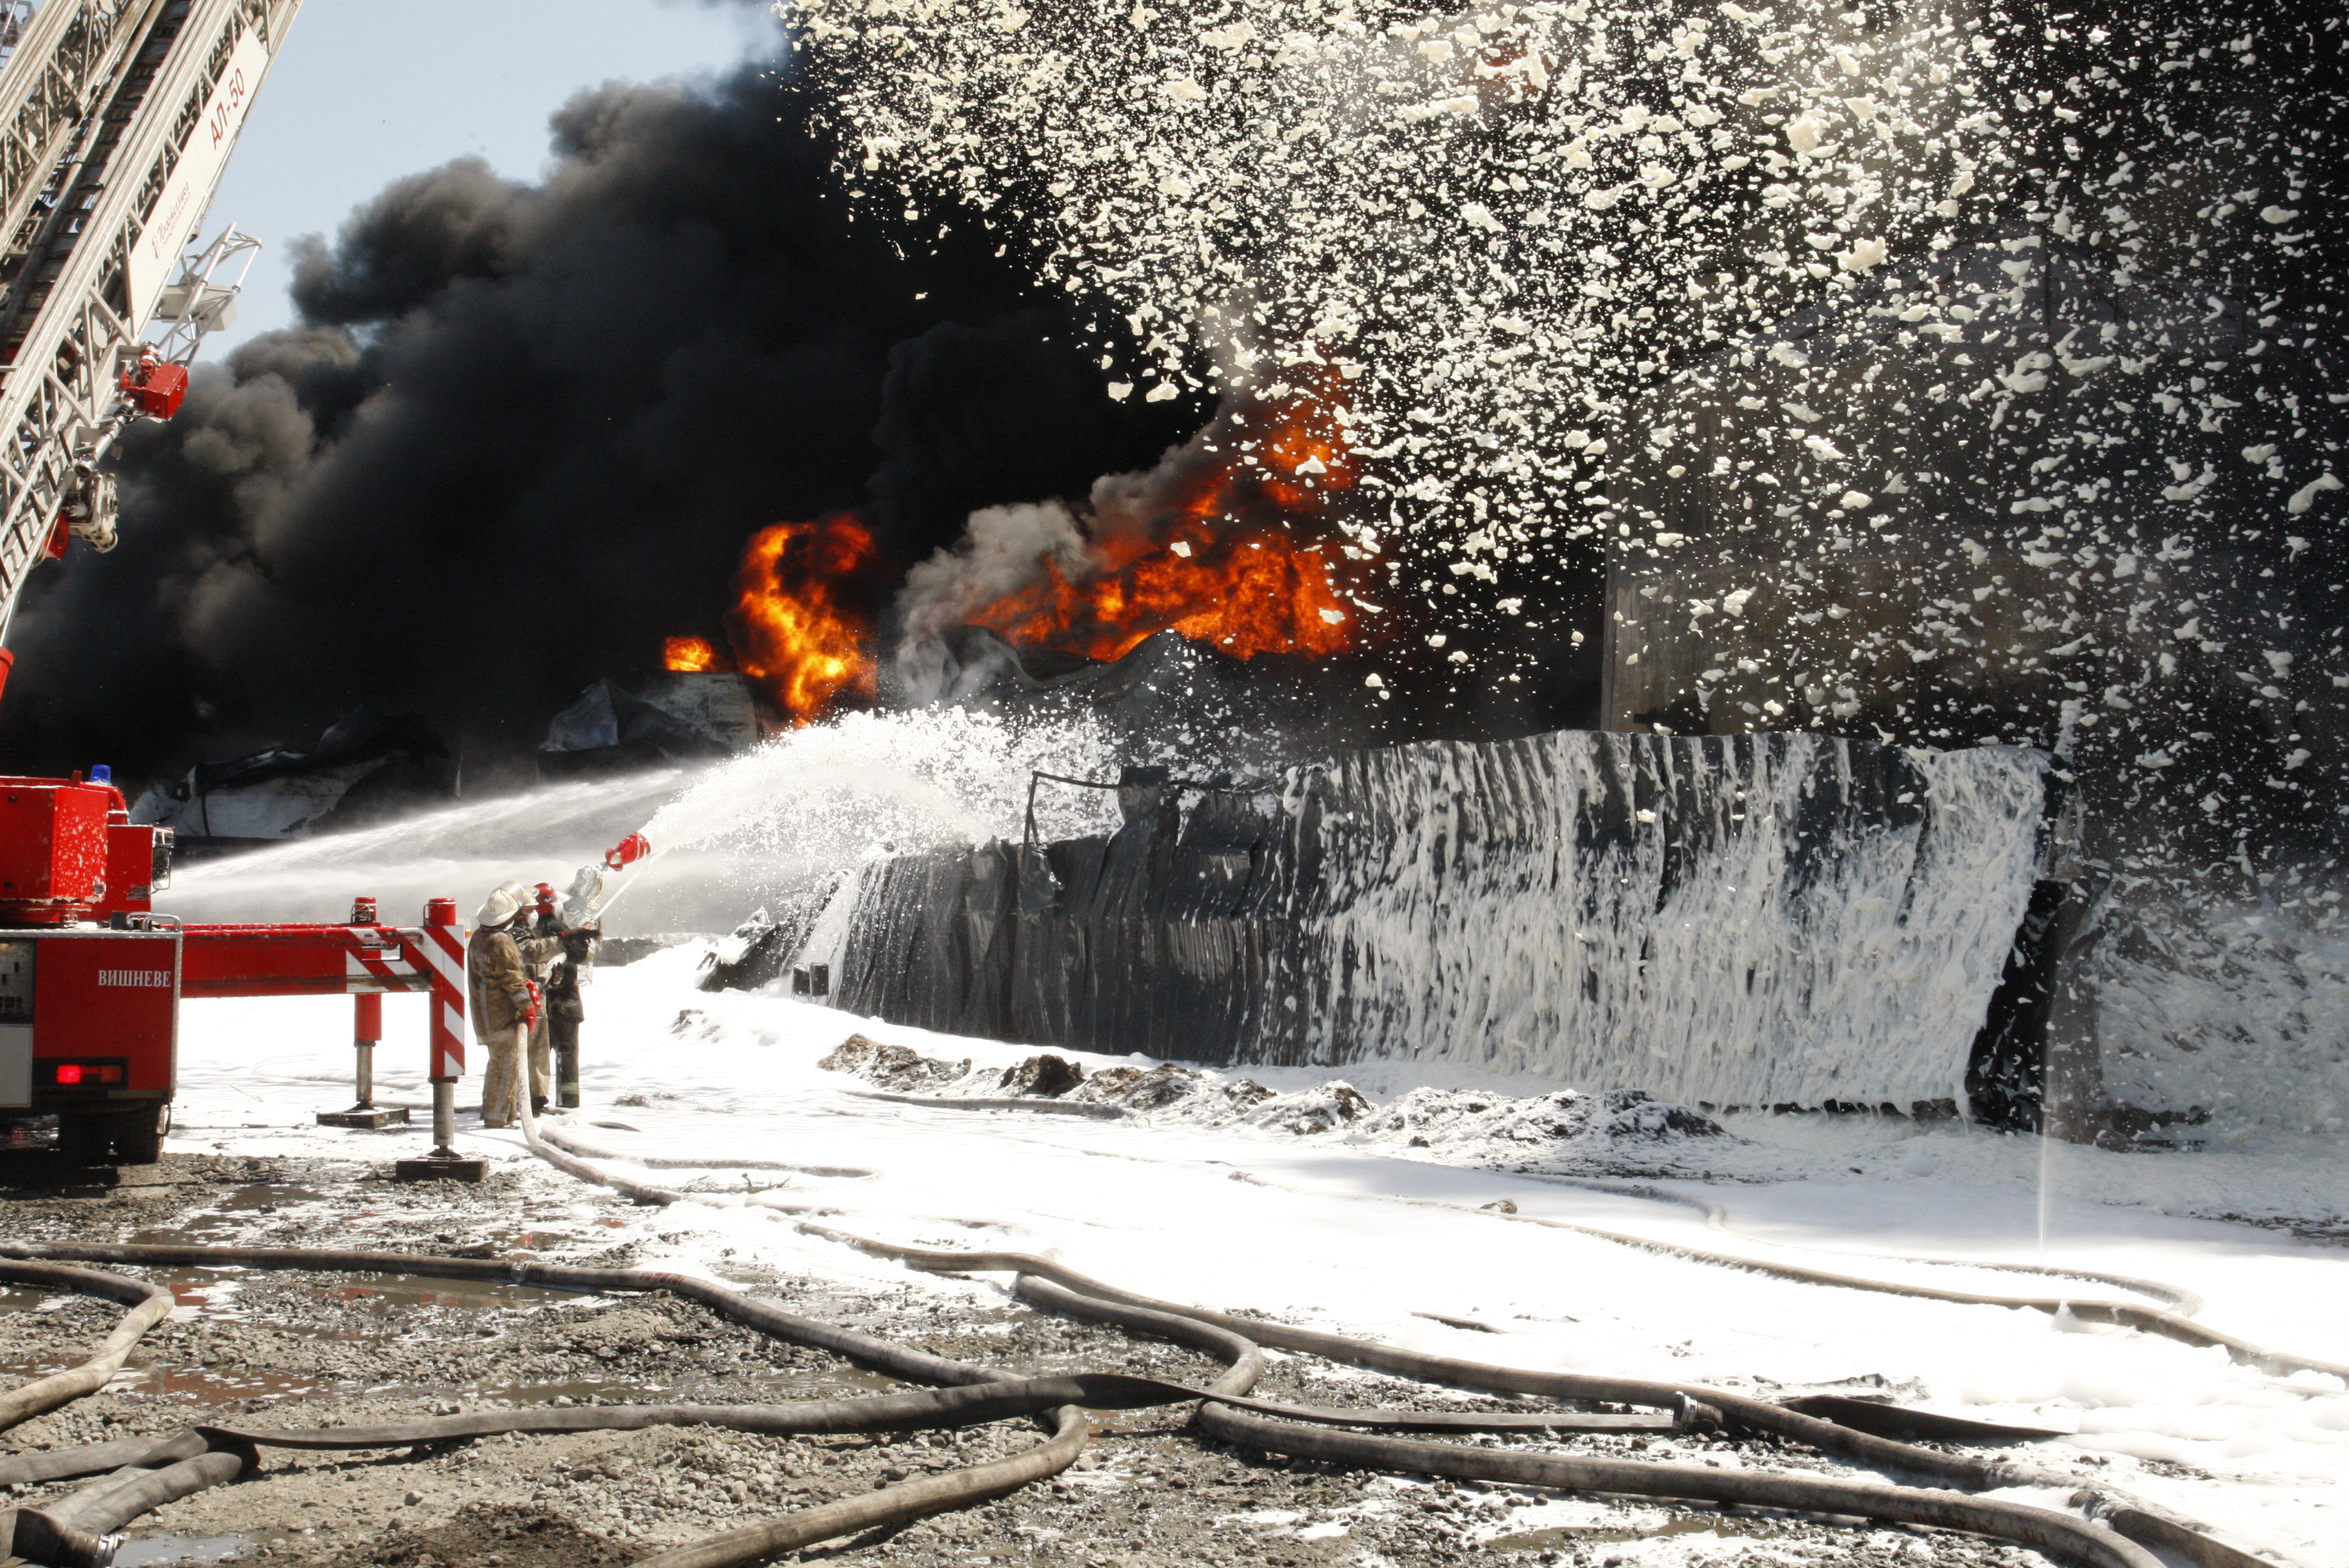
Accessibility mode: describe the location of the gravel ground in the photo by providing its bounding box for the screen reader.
[0,1152,2095,1565]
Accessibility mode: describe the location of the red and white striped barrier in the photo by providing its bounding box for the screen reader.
[411,900,465,1082]
[181,897,467,1079]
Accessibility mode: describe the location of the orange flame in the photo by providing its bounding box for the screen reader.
[662,636,727,673]
[724,516,888,724]
[968,525,1356,662]
[968,384,1365,663]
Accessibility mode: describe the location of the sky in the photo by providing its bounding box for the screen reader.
[200,0,776,355]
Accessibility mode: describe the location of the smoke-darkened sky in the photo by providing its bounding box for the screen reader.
[0,41,1200,787]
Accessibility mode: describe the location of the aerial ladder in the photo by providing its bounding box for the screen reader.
[0,0,478,1179]
[0,0,299,638]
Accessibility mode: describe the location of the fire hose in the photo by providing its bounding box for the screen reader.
[831,1233,2287,1568]
[0,1222,2296,1568]
[531,1120,875,1180]
[0,1236,1082,1567]
[0,1261,174,1432]
[1248,1172,2349,1382]
[842,1088,1134,1119]
[1023,1274,2168,1568]
[1247,1168,2349,1380]
[1528,1173,2207,1316]
[502,1044,2312,1566]
[576,823,2235,1355]
[0,1229,2217,1568]
[544,841,2234,1354]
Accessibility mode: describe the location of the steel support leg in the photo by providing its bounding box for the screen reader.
[552,1013,581,1110]
[353,991,381,1108]
[319,992,405,1128]
[395,1078,485,1182]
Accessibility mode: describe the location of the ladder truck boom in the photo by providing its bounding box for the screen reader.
[0,0,304,642]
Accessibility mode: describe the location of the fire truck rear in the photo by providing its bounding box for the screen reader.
[0,774,177,1162]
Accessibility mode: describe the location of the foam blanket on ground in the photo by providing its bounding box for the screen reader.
[797,730,2049,1109]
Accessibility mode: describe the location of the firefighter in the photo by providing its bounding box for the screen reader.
[549,867,606,1108]
[517,883,565,1115]
[513,884,566,1117]
[468,881,538,1128]
[546,920,598,1109]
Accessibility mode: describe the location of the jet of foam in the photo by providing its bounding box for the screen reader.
[164,709,1123,936]
[636,707,1120,858]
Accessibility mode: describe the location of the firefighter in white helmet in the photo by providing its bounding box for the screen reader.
[469,880,559,1127]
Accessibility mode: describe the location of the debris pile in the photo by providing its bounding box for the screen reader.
[130,710,456,847]
[1360,1087,1723,1154]
[812,1036,1727,1167]
[817,1034,972,1095]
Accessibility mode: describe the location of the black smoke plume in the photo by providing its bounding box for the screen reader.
[0,32,1198,788]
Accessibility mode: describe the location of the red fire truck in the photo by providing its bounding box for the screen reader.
[0,772,470,1166]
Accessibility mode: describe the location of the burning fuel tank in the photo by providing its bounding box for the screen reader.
[744,726,2054,1120]
[539,671,767,776]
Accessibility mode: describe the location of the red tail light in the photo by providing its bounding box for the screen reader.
[54,1064,80,1083]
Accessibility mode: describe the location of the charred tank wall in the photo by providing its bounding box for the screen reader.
[795,730,2050,1113]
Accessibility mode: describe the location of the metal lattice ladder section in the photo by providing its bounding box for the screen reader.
[0,0,303,630]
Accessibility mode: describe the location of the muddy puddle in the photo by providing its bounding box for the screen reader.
[1484,1511,1797,1550]
[131,1181,622,1259]
[114,1528,289,1565]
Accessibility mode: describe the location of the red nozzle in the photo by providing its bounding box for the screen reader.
[606,832,651,871]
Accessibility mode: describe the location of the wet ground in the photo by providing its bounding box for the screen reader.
[0,1152,2077,1565]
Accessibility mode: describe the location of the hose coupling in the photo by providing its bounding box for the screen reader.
[6,1508,120,1566]
[1672,1395,1724,1433]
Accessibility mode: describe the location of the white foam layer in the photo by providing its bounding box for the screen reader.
[794,730,2046,1109]
[1299,733,2046,1108]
